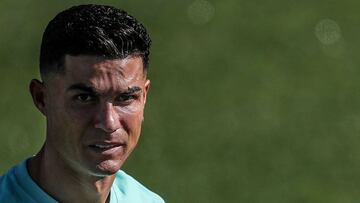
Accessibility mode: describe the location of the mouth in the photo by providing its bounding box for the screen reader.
[88,143,126,155]
[90,144,119,149]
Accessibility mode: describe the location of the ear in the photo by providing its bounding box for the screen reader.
[29,79,47,116]
[143,79,150,105]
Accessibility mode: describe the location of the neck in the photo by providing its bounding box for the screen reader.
[28,144,116,203]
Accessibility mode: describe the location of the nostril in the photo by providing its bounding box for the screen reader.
[94,122,119,133]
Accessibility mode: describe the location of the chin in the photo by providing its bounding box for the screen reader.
[92,160,124,177]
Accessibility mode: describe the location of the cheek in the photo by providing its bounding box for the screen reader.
[65,102,96,124]
[48,102,92,143]
[46,103,86,155]
[118,101,143,114]
[47,100,72,131]
[117,100,145,128]
[118,107,144,141]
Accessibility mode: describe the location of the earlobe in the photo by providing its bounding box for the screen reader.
[29,79,47,116]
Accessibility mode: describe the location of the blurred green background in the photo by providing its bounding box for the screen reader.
[1,0,360,202]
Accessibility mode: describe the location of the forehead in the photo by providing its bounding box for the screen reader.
[58,55,145,90]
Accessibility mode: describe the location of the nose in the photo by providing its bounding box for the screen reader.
[94,102,121,133]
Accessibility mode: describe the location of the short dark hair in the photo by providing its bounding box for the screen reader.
[40,4,151,78]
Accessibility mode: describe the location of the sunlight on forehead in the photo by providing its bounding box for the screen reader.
[64,55,145,93]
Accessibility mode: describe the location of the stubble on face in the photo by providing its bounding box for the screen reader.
[42,55,149,177]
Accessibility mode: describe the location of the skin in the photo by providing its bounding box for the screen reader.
[28,55,150,203]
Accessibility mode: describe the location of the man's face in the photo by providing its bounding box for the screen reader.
[40,55,150,176]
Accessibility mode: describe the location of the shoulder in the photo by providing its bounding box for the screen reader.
[0,159,57,203]
[112,170,165,203]
[0,161,29,202]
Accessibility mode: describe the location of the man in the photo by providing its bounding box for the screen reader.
[0,4,164,203]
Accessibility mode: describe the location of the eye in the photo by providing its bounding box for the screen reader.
[75,94,95,103]
[115,94,138,104]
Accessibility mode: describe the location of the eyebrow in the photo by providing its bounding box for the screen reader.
[67,83,96,93]
[66,83,142,94]
[125,86,142,94]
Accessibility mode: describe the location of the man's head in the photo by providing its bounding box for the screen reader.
[30,4,151,177]
[40,4,151,79]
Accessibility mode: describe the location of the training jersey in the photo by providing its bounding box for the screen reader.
[0,159,165,203]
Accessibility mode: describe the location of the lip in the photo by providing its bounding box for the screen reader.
[88,142,126,156]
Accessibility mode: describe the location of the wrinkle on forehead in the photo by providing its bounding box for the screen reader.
[63,55,145,93]
[90,71,128,93]
[92,62,125,92]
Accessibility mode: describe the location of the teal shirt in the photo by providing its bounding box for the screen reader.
[0,159,165,203]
